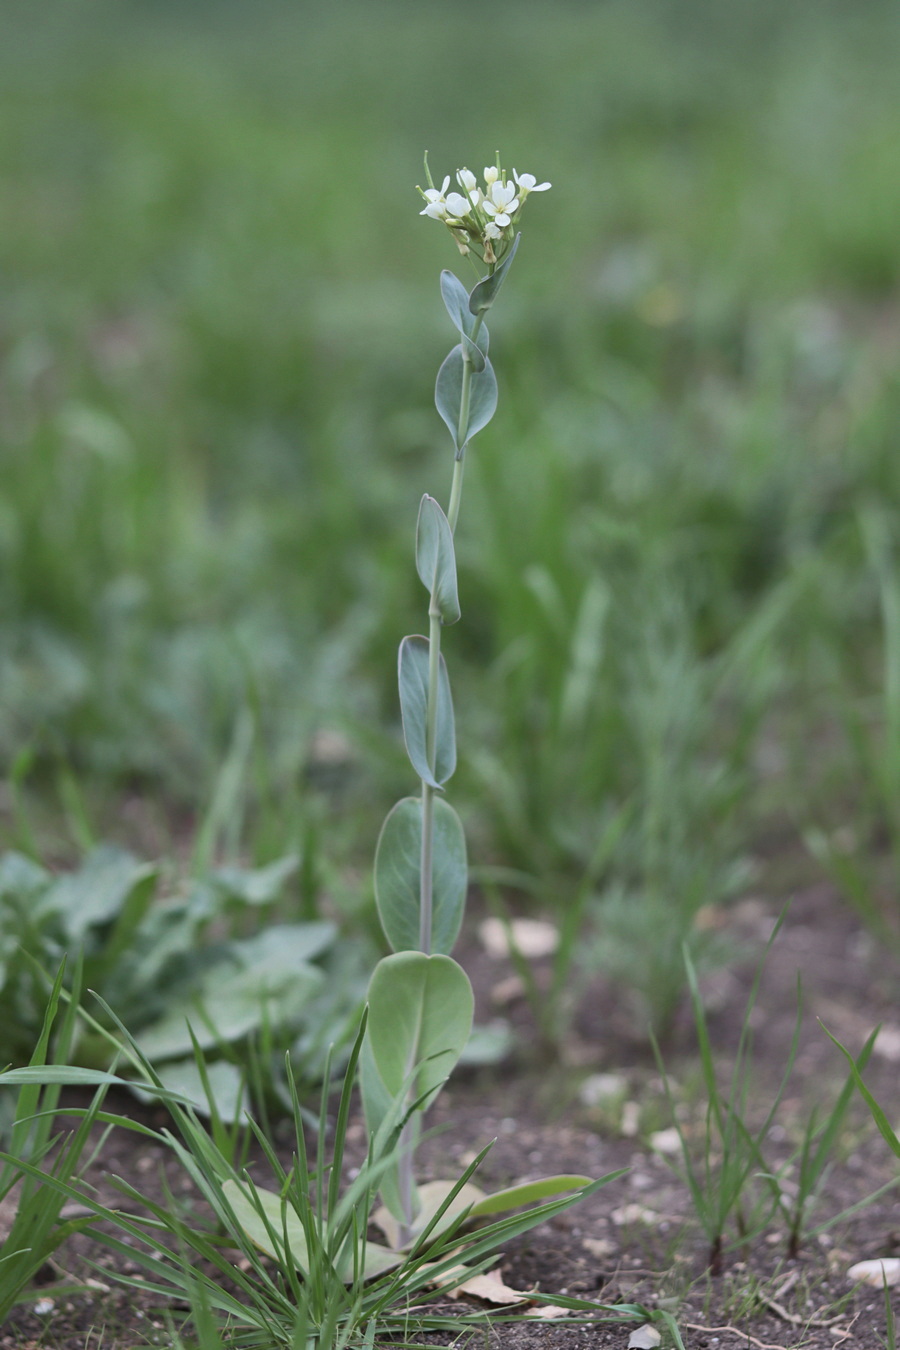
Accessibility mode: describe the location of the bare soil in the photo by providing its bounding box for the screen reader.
[4,881,899,1350]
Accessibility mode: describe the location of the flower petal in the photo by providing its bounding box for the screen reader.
[445,192,471,216]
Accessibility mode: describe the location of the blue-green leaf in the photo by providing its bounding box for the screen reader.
[129,1058,247,1121]
[440,271,488,371]
[359,1030,420,1223]
[373,796,467,955]
[367,952,473,1105]
[468,233,520,314]
[398,635,455,788]
[416,496,460,625]
[136,953,324,1061]
[38,846,158,943]
[435,345,498,452]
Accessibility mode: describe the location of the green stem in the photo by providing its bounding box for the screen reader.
[406,306,488,1228]
[417,316,482,951]
[446,454,465,536]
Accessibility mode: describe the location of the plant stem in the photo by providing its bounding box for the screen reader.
[417,314,483,953]
[418,607,443,953]
[446,453,465,535]
[405,311,488,1231]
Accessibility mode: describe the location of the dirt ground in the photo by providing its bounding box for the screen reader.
[4,881,899,1350]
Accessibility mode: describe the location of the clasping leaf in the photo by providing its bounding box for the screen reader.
[398,635,456,788]
[374,795,467,954]
[440,270,489,371]
[434,345,498,453]
[367,952,474,1106]
[416,495,460,625]
[468,233,520,314]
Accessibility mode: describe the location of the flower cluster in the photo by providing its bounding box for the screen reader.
[417,158,550,265]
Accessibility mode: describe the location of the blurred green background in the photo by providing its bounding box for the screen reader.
[3,0,900,1018]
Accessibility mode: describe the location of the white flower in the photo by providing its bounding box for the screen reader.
[444,191,472,220]
[419,175,451,218]
[456,167,483,209]
[513,170,551,197]
[482,180,519,228]
[484,165,499,186]
[484,222,502,239]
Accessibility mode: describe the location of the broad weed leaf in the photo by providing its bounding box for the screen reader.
[129,1058,246,1121]
[136,954,323,1060]
[38,846,157,943]
[372,1178,486,1250]
[220,1179,401,1280]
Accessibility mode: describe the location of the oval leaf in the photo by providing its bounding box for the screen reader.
[416,496,460,625]
[374,796,468,955]
[398,635,456,787]
[136,958,323,1061]
[468,233,520,315]
[367,952,473,1105]
[440,270,488,371]
[435,346,499,452]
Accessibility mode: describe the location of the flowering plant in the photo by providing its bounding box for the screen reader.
[358,156,584,1248]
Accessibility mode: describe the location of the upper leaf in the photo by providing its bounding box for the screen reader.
[416,495,460,625]
[440,270,489,371]
[468,233,520,314]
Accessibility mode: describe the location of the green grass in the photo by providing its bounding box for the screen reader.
[3,0,900,1017]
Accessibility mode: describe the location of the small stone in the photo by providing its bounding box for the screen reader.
[611,1204,658,1226]
[583,1237,616,1259]
[847,1258,900,1288]
[873,1026,900,1062]
[479,917,559,959]
[578,1072,627,1106]
[627,1325,661,1348]
[620,1101,640,1136]
[649,1127,681,1155]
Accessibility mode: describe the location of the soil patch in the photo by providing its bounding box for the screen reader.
[4,883,899,1349]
